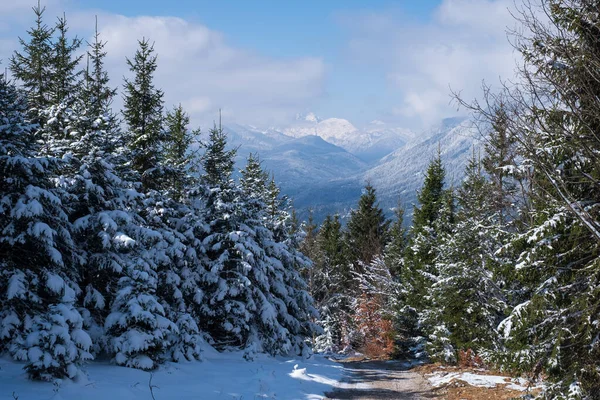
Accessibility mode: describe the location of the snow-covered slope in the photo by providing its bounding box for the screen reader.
[291,117,479,221]
[194,124,368,203]
[364,117,479,211]
[0,350,348,400]
[194,116,476,223]
[283,115,408,163]
[261,135,367,197]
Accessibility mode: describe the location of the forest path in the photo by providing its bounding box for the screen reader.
[325,359,438,400]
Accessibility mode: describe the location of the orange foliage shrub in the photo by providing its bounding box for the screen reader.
[458,348,485,368]
[354,293,395,358]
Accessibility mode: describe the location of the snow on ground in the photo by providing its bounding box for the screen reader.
[426,370,535,391]
[0,347,349,400]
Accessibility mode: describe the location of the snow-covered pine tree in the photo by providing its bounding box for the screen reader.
[9,1,54,123]
[81,17,118,135]
[345,184,390,270]
[459,1,600,396]
[311,215,352,350]
[0,75,92,380]
[49,13,83,107]
[145,105,204,362]
[236,154,288,357]
[240,159,319,357]
[424,150,507,363]
[401,150,451,314]
[73,133,181,370]
[385,202,407,278]
[122,38,166,189]
[196,124,254,349]
[395,151,454,358]
[104,248,178,370]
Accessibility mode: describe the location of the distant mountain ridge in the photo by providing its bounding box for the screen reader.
[196,114,478,222]
[282,115,409,163]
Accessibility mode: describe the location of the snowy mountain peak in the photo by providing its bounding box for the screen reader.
[316,118,358,139]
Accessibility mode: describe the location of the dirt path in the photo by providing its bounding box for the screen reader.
[325,360,438,400]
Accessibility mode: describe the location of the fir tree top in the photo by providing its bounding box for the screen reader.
[10,1,54,116]
[413,149,446,229]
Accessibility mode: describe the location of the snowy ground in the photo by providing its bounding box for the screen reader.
[0,347,349,400]
[426,368,538,392]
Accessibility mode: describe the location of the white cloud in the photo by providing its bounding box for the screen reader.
[341,0,520,127]
[1,7,326,127]
[85,14,326,126]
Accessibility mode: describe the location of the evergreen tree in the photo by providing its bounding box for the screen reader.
[482,104,520,224]
[196,124,251,348]
[49,13,83,105]
[10,1,54,120]
[122,38,165,187]
[163,104,196,197]
[238,155,318,357]
[424,150,507,362]
[401,151,450,312]
[385,202,406,278]
[312,215,352,350]
[346,184,390,270]
[81,17,117,125]
[0,76,91,380]
[488,2,600,396]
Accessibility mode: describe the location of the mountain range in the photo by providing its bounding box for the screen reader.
[201,113,480,223]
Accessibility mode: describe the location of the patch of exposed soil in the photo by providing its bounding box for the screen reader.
[415,364,542,400]
[325,360,438,400]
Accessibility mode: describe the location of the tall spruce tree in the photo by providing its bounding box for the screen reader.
[238,155,318,357]
[312,214,352,350]
[163,104,195,197]
[49,13,82,105]
[0,76,92,380]
[10,1,54,120]
[196,124,251,348]
[346,184,390,270]
[424,150,507,363]
[122,38,165,187]
[81,17,117,125]
[385,202,407,278]
[401,150,451,312]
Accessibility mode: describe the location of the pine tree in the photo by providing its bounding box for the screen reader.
[385,202,406,278]
[81,17,118,126]
[312,214,352,350]
[482,104,520,224]
[122,38,165,187]
[0,76,91,380]
[196,124,252,349]
[105,253,177,370]
[424,150,507,363]
[49,13,83,106]
[10,1,54,120]
[163,104,196,197]
[401,150,450,312]
[346,184,390,270]
[413,149,446,228]
[456,1,600,396]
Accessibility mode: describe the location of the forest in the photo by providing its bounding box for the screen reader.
[1,1,600,399]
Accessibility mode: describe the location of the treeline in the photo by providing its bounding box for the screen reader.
[304,1,600,398]
[0,4,318,381]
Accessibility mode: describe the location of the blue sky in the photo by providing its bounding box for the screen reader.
[0,0,517,129]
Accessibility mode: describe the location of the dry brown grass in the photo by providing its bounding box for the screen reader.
[415,364,542,400]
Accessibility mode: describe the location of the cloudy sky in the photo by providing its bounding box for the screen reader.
[0,0,520,129]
